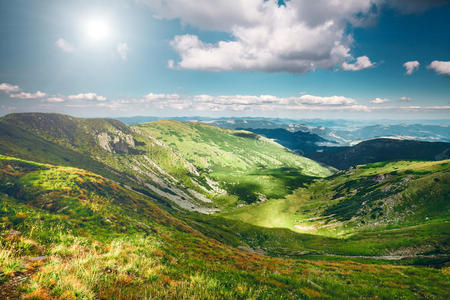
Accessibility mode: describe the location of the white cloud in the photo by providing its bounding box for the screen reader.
[142,93,180,101]
[139,0,449,74]
[117,42,130,60]
[342,56,374,71]
[428,60,450,76]
[296,95,357,105]
[0,83,20,93]
[370,97,390,104]
[400,96,411,101]
[55,38,75,53]
[10,91,47,99]
[143,0,381,73]
[426,105,450,110]
[403,60,420,75]
[67,93,107,101]
[133,92,368,112]
[47,97,65,103]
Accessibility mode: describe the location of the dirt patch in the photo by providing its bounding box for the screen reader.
[0,273,30,300]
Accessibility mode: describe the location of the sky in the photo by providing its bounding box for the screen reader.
[0,0,449,120]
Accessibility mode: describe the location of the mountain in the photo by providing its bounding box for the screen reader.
[305,138,450,169]
[0,113,226,213]
[222,159,450,256]
[136,120,333,206]
[235,127,330,154]
[334,124,450,143]
[1,113,449,298]
[206,119,450,145]
[117,117,450,146]
[0,113,332,212]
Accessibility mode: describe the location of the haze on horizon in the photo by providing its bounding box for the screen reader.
[0,0,449,120]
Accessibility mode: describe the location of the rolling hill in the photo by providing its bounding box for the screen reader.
[1,155,449,299]
[221,159,450,257]
[136,120,333,207]
[0,113,449,298]
[0,113,332,211]
[0,113,220,213]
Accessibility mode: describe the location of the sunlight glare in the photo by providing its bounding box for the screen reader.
[84,18,110,41]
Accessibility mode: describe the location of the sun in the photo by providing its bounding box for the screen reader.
[84,18,110,41]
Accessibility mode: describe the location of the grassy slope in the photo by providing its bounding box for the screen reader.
[0,113,332,211]
[1,155,449,299]
[0,113,225,212]
[221,160,450,257]
[137,120,333,207]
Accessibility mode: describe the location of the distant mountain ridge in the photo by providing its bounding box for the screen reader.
[117,117,450,143]
[305,138,450,169]
[236,127,330,154]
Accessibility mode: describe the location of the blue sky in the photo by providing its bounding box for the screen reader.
[0,0,449,119]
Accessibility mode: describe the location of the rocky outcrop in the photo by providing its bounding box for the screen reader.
[97,131,143,154]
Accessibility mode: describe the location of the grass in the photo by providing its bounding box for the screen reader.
[0,113,332,210]
[0,113,449,298]
[220,160,450,257]
[137,120,333,207]
[1,155,449,299]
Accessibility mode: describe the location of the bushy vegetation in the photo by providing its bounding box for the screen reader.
[0,113,331,211]
[222,160,450,258]
[0,114,449,299]
[138,120,332,207]
[1,155,449,299]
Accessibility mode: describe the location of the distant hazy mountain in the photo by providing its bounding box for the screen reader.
[116,117,450,145]
[205,119,450,145]
[333,124,450,144]
[236,128,331,154]
[305,138,450,169]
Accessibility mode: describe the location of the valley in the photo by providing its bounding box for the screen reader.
[0,113,449,299]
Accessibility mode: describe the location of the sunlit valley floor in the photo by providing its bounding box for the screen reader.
[0,113,449,299]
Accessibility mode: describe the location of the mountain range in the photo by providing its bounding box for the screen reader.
[0,113,449,299]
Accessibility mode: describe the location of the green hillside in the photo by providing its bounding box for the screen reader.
[0,113,230,212]
[1,155,449,299]
[0,113,332,211]
[1,113,449,299]
[137,120,333,207]
[221,160,450,256]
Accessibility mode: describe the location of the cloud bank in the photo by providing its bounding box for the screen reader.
[2,82,448,116]
[141,0,448,74]
[146,0,380,73]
